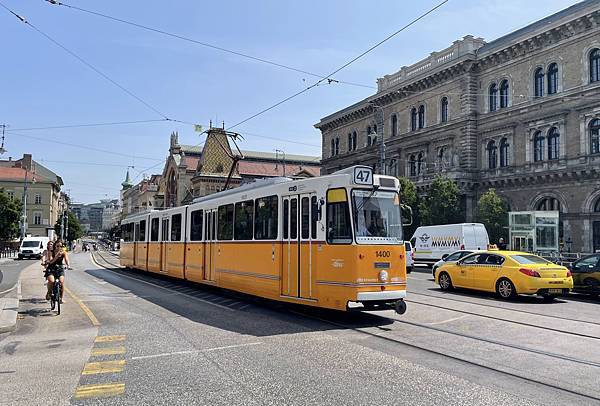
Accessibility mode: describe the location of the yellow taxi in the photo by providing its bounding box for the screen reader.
[434,250,573,301]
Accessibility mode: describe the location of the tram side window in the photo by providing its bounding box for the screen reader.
[121,223,133,242]
[134,223,140,242]
[255,195,278,240]
[283,200,289,239]
[234,200,254,240]
[190,210,203,241]
[218,204,234,240]
[326,188,352,244]
[301,197,310,239]
[171,214,182,241]
[150,218,159,242]
[311,196,318,240]
[139,220,146,242]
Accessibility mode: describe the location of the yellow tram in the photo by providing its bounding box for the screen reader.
[120,166,411,313]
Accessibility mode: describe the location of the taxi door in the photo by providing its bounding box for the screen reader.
[471,254,502,291]
[454,253,480,287]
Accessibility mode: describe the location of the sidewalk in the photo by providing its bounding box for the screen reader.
[0,279,20,333]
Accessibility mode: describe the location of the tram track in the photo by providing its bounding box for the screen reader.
[91,249,600,402]
[409,290,600,327]
[405,298,600,340]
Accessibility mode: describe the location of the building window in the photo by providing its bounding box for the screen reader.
[410,108,417,131]
[330,139,335,157]
[536,197,560,211]
[418,105,425,129]
[534,68,544,97]
[367,126,372,146]
[548,127,560,160]
[347,133,352,152]
[7,191,14,200]
[388,159,398,176]
[487,140,497,169]
[534,131,544,162]
[391,114,398,137]
[440,97,448,123]
[33,212,42,225]
[595,198,600,213]
[489,83,498,112]
[352,131,357,151]
[547,63,558,94]
[499,138,509,167]
[590,48,600,83]
[499,80,509,108]
[417,152,424,175]
[373,124,378,135]
[591,118,600,155]
[409,154,416,176]
[34,194,41,204]
[335,137,340,156]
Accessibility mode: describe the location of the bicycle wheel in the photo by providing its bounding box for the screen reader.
[50,287,56,311]
[54,282,61,315]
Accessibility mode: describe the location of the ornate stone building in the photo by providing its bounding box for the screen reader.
[316,0,600,252]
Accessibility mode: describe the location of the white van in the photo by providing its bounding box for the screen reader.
[410,223,489,266]
[19,236,50,259]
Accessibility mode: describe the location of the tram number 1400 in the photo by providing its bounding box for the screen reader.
[353,167,373,185]
[376,251,391,258]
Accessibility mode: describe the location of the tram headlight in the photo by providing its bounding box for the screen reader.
[378,270,389,282]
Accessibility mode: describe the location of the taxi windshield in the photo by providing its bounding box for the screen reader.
[352,190,402,244]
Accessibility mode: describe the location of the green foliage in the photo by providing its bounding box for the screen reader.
[0,190,22,241]
[54,211,83,242]
[476,188,509,244]
[418,175,464,226]
[397,177,419,237]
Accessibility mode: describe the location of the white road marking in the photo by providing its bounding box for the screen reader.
[427,315,469,325]
[130,342,263,361]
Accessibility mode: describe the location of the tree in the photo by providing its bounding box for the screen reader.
[476,188,509,244]
[397,177,419,237]
[418,175,464,226]
[0,190,22,241]
[54,211,83,242]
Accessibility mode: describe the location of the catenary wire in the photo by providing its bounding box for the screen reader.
[9,119,171,132]
[0,1,170,120]
[226,0,450,130]
[43,0,375,90]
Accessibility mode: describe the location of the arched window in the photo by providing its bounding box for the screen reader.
[499,80,509,108]
[438,146,446,168]
[590,118,600,155]
[534,131,544,162]
[536,197,561,211]
[489,83,498,112]
[418,105,425,129]
[594,198,600,213]
[590,48,600,83]
[487,140,497,169]
[391,114,398,137]
[409,154,416,177]
[417,152,424,174]
[500,138,509,167]
[548,127,559,160]
[330,139,335,157]
[347,133,352,152]
[440,97,448,123]
[366,126,372,146]
[534,68,544,97]
[410,108,417,131]
[547,63,558,95]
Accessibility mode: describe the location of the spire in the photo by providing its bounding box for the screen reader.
[121,168,133,190]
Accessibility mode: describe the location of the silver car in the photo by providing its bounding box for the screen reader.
[431,250,475,278]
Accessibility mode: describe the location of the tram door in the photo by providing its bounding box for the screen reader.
[281,193,315,299]
[133,222,140,267]
[160,218,169,273]
[204,209,217,281]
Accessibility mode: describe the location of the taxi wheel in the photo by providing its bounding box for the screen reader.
[438,272,453,291]
[496,278,516,300]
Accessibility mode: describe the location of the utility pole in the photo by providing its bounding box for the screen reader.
[20,169,28,240]
[369,103,386,175]
[0,124,7,155]
[275,149,286,176]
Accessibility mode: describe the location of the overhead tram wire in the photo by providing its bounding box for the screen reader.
[0,1,170,120]
[226,0,450,131]
[9,119,171,132]
[43,0,375,90]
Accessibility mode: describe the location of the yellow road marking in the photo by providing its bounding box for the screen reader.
[74,383,125,399]
[64,286,101,326]
[91,346,126,356]
[95,335,126,343]
[82,360,125,375]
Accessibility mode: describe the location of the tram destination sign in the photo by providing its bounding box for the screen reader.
[353,166,373,185]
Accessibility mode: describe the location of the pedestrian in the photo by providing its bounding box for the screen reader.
[498,237,507,250]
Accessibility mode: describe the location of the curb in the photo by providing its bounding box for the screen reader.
[0,281,19,333]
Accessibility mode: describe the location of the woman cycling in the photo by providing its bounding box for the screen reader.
[43,240,54,300]
[48,239,69,304]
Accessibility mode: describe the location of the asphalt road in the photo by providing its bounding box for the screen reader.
[1,251,599,405]
[0,258,33,296]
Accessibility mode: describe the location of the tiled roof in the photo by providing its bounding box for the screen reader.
[240,150,320,163]
[180,144,203,155]
[183,156,200,171]
[238,161,320,177]
[0,167,50,183]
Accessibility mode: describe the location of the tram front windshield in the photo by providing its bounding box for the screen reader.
[352,189,403,244]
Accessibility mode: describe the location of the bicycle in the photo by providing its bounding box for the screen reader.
[50,275,62,315]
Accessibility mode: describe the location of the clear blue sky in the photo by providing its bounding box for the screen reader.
[0,0,579,203]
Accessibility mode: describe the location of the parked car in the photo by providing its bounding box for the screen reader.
[435,250,573,301]
[569,254,600,297]
[405,241,414,274]
[18,236,49,259]
[410,223,489,266]
[431,250,476,278]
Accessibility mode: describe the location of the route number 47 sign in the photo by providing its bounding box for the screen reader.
[353,167,373,185]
